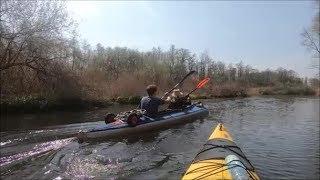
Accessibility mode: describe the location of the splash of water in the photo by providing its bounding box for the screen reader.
[0,137,75,168]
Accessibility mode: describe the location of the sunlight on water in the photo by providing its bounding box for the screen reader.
[0,140,11,146]
[0,138,75,168]
[0,137,27,147]
[0,97,319,179]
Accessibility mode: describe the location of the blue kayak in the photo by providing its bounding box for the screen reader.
[77,103,209,142]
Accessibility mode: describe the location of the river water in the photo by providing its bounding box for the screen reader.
[0,97,319,179]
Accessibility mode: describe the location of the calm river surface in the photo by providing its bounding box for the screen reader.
[0,97,319,179]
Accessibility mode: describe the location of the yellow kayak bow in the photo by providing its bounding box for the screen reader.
[182,123,260,180]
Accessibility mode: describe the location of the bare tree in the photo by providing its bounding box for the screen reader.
[301,1,319,69]
[0,0,74,72]
[301,29,320,56]
[0,0,77,96]
[199,51,210,79]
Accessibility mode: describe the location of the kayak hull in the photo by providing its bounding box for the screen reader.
[182,123,260,180]
[78,104,209,142]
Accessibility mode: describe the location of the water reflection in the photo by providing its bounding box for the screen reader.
[0,97,319,179]
[1,104,135,131]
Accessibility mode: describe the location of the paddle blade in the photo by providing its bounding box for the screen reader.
[196,77,210,88]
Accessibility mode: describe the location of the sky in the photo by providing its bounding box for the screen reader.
[67,1,319,78]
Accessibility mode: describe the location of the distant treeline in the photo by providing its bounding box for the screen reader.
[1,1,319,107]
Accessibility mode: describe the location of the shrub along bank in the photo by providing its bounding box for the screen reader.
[259,85,316,96]
[1,84,317,114]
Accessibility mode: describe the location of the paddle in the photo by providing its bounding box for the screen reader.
[161,70,196,99]
[185,77,210,97]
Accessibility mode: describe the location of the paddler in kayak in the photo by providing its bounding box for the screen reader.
[167,89,184,101]
[139,84,170,117]
[167,89,191,109]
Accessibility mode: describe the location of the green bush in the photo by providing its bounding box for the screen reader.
[115,96,141,104]
[128,96,141,104]
[0,95,113,113]
[1,95,47,113]
[259,85,315,96]
[189,94,208,100]
[115,96,129,104]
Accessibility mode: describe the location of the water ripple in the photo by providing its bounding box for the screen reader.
[0,97,319,179]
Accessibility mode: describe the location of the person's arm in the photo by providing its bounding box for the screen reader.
[138,97,143,109]
[158,96,170,105]
[160,92,171,104]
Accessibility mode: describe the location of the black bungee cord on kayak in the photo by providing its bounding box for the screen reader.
[184,160,258,180]
[196,143,256,170]
[184,141,258,180]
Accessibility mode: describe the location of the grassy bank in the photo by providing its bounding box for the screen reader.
[191,84,318,99]
[0,96,112,114]
[1,84,318,114]
[0,95,144,114]
[258,85,316,96]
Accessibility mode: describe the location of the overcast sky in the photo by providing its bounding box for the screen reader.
[67,1,319,77]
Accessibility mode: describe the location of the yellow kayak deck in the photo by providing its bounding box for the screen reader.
[182,123,259,180]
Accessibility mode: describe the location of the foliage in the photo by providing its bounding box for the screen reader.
[259,85,316,96]
[0,0,317,113]
[210,83,248,98]
[301,1,319,69]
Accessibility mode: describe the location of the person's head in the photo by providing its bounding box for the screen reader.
[146,84,158,96]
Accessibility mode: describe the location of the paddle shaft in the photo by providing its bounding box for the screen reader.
[185,88,198,97]
[161,70,195,99]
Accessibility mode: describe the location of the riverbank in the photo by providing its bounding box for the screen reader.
[0,95,143,114]
[0,96,112,114]
[1,85,318,115]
